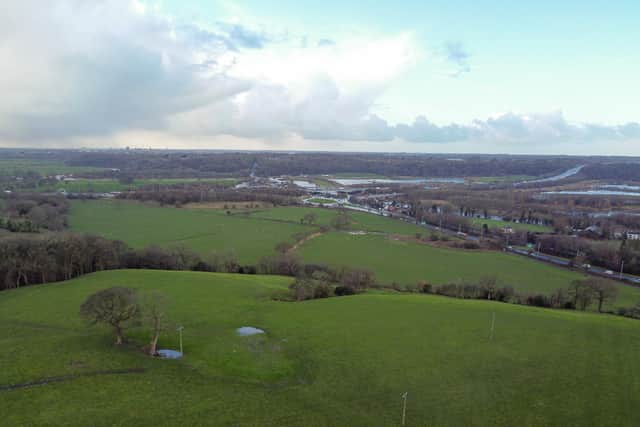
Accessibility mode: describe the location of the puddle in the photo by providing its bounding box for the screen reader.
[236,326,265,336]
[157,349,183,359]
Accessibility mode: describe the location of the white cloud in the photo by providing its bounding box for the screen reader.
[0,0,637,152]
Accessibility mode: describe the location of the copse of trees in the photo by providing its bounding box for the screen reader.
[414,275,623,313]
[62,150,582,179]
[0,193,68,232]
[118,187,303,208]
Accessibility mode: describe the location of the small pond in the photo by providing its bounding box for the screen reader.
[236,326,265,336]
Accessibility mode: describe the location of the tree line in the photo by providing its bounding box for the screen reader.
[0,193,68,232]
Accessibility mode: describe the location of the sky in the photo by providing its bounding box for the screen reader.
[1,0,639,154]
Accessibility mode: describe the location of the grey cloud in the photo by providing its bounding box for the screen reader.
[1,1,637,148]
[0,0,251,141]
[395,116,470,142]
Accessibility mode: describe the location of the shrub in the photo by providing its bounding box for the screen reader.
[419,281,433,293]
[334,285,356,296]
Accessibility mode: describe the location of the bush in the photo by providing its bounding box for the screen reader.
[419,281,433,293]
[334,285,356,296]
[313,282,332,299]
[339,267,375,291]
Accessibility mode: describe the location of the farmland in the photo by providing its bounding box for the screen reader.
[2,269,640,426]
[0,159,105,176]
[69,200,311,264]
[68,201,430,264]
[34,178,237,193]
[295,232,640,309]
[67,200,640,307]
[469,217,553,233]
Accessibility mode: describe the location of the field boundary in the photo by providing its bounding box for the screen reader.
[0,368,146,392]
[289,232,324,252]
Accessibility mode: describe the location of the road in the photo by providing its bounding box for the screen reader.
[507,247,640,285]
[341,202,640,285]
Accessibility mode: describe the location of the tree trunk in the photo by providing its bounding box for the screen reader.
[115,327,123,345]
[149,333,159,356]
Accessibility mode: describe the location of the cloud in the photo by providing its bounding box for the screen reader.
[0,1,637,150]
[214,22,269,49]
[441,41,471,77]
[0,0,254,141]
[317,38,336,47]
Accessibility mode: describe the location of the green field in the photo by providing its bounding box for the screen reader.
[0,159,105,176]
[470,217,552,232]
[295,232,640,309]
[69,200,311,264]
[470,175,535,184]
[2,269,640,426]
[33,178,237,193]
[68,201,638,307]
[69,202,430,264]
[305,198,338,204]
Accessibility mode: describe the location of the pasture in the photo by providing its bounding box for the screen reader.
[2,269,640,426]
[34,178,237,193]
[470,217,552,233]
[69,202,430,264]
[0,159,104,176]
[69,200,311,264]
[295,232,640,309]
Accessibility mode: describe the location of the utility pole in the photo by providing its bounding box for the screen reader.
[489,312,496,341]
[401,392,408,426]
[620,260,625,280]
[177,326,184,354]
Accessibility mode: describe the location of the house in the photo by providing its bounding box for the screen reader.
[626,231,640,240]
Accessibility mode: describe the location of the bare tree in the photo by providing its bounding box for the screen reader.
[568,280,596,311]
[141,292,168,356]
[588,279,618,312]
[303,213,317,225]
[80,287,139,345]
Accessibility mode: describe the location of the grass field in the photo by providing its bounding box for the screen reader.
[295,232,640,309]
[470,175,535,183]
[33,178,237,193]
[0,159,105,176]
[470,217,552,232]
[68,201,637,307]
[2,269,640,426]
[69,202,430,264]
[305,198,338,204]
[69,200,311,264]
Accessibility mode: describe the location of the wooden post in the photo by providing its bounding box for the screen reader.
[401,392,408,426]
[177,326,184,354]
[489,312,495,341]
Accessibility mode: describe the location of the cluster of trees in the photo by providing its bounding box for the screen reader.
[118,187,302,207]
[0,229,374,294]
[535,234,640,275]
[57,150,584,179]
[0,233,127,289]
[582,163,640,181]
[80,287,168,355]
[285,267,375,301]
[0,193,68,232]
[418,276,619,313]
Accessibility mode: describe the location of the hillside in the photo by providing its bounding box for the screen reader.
[2,270,640,426]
